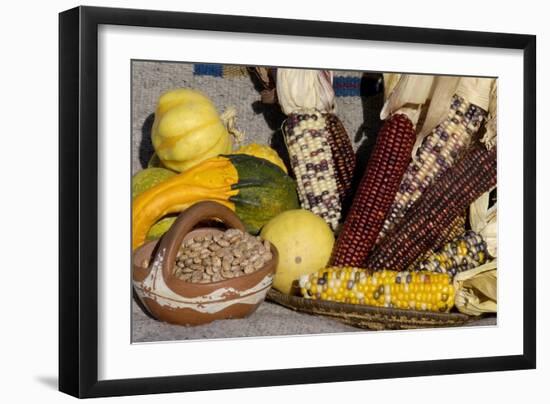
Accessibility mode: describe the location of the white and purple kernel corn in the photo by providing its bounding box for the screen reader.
[379,95,488,242]
[283,109,341,230]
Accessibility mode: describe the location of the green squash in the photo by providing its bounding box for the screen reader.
[132,154,299,248]
[132,167,176,199]
[226,154,299,234]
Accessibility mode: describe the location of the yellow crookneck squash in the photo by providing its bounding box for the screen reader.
[151,89,232,172]
[132,154,299,250]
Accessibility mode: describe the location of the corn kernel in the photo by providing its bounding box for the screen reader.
[300,267,455,313]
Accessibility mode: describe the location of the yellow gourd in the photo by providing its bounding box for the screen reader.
[260,209,334,294]
[132,154,299,250]
[235,143,288,173]
[151,89,232,172]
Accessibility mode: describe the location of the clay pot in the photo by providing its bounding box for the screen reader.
[132,201,278,326]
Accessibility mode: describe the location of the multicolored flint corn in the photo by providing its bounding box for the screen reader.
[407,213,466,271]
[330,113,416,267]
[283,109,342,230]
[323,113,356,208]
[433,212,467,251]
[415,230,488,276]
[298,267,455,313]
[378,96,487,242]
[366,143,497,272]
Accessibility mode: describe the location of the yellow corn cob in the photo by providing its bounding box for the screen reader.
[298,267,455,313]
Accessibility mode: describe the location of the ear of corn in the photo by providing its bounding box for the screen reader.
[416,230,488,276]
[378,95,487,242]
[298,267,455,313]
[323,113,356,208]
[407,212,466,271]
[283,109,342,230]
[330,113,416,267]
[366,143,497,271]
[431,212,467,252]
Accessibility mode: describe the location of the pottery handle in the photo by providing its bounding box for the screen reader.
[156,201,246,277]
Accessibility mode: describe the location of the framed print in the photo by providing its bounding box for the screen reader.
[59,5,536,398]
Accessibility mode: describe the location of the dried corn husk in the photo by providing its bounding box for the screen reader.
[455,77,493,112]
[470,191,497,257]
[380,74,435,125]
[470,192,490,233]
[276,68,335,114]
[250,66,272,88]
[220,106,245,145]
[249,67,277,104]
[453,261,497,316]
[383,73,402,100]
[481,80,498,149]
[411,77,494,156]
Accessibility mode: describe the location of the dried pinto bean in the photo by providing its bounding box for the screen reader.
[173,228,273,283]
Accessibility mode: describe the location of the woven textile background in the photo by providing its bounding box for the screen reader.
[131,60,384,175]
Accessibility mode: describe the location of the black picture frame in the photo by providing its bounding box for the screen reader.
[59,5,536,398]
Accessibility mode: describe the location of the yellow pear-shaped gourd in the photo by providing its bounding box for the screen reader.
[151,89,232,172]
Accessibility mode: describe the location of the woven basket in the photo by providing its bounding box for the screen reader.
[267,289,471,330]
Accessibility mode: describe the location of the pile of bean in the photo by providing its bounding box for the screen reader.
[174,229,273,283]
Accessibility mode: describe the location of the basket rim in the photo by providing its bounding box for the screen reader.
[267,288,471,323]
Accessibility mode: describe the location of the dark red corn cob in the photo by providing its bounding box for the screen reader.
[427,210,467,255]
[378,97,488,242]
[330,114,416,267]
[324,113,356,207]
[366,144,497,271]
[406,212,466,271]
